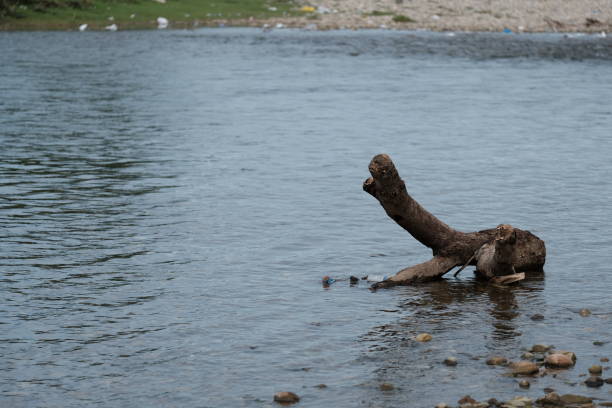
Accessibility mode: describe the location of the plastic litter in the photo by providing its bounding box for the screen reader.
[321,276,336,285]
[105,24,118,31]
[366,275,388,283]
[157,17,169,29]
[502,28,513,33]
[78,23,88,31]
[300,6,315,12]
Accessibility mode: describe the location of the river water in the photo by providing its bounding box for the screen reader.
[1,28,611,407]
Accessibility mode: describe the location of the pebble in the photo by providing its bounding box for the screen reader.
[543,387,555,393]
[511,361,539,376]
[486,356,508,366]
[579,308,592,317]
[458,395,477,405]
[273,391,300,403]
[536,392,561,406]
[545,353,575,368]
[556,351,577,363]
[435,404,450,408]
[606,378,612,384]
[518,379,530,388]
[315,383,327,389]
[504,396,532,407]
[379,383,394,391]
[585,376,604,387]
[588,365,603,375]
[601,357,610,362]
[531,344,551,353]
[560,394,592,405]
[444,357,458,366]
[521,352,534,360]
[415,333,432,342]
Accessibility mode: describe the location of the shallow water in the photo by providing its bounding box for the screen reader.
[1,28,611,407]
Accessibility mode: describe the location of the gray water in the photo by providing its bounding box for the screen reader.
[1,28,611,408]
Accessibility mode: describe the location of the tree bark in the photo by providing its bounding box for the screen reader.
[364,154,546,289]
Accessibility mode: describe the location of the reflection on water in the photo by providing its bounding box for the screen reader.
[1,29,612,408]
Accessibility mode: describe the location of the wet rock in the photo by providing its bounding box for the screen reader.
[559,351,577,362]
[487,356,508,366]
[435,403,450,408]
[600,357,609,362]
[599,403,612,407]
[315,383,327,389]
[559,394,592,405]
[379,382,394,391]
[519,379,530,388]
[444,357,458,366]
[416,333,433,342]
[588,365,602,375]
[521,352,535,360]
[536,392,562,406]
[273,391,300,404]
[531,344,551,353]
[349,275,359,284]
[593,341,606,346]
[584,376,603,387]
[579,308,591,317]
[545,353,575,368]
[458,395,477,405]
[503,396,533,407]
[543,387,555,393]
[530,314,545,321]
[605,377,612,384]
[488,398,501,407]
[511,361,540,376]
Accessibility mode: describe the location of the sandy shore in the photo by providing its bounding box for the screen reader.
[255,0,612,32]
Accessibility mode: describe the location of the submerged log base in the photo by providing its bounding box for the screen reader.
[364,154,546,289]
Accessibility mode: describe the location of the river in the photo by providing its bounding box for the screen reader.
[1,28,611,407]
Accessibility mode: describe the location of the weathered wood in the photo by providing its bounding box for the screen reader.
[365,154,546,289]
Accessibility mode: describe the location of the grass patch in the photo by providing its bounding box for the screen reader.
[391,14,415,23]
[366,10,392,17]
[1,0,299,30]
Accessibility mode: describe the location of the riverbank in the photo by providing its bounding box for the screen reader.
[1,0,611,32]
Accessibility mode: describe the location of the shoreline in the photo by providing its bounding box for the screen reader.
[1,0,611,33]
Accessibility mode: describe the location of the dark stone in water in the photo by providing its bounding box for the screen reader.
[605,377,612,384]
[349,276,359,283]
[518,379,530,388]
[274,391,300,403]
[584,376,603,387]
[530,313,545,321]
[379,383,394,391]
[458,395,477,405]
[315,383,327,389]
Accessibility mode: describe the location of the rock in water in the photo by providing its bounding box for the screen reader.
[486,356,508,366]
[579,308,591,317]
[379,383,394,391]
[415,333,432,342]
[511,361,539,376]
[588,365,602,375]
[504,396,533,407]
[530,344,551,352]
[536,392,562,406]
[273,392,300,403]
[458,395,477,405]
[444,357,458,366]
[545,353,575,368]
[585,376,604,387]
[519,379,530,388]
[559,394,592,405]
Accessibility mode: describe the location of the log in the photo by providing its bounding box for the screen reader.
[364,154,546,289]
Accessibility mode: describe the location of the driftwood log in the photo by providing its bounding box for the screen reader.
[364,154,546,289]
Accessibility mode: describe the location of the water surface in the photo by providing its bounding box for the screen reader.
[1,28,611,407]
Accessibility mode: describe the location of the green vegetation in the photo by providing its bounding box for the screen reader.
[365,10,392,17]
[391,14,415,23]
[1,0,298,30]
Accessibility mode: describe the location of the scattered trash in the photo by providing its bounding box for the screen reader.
[268,6,277,11]
[317,6,331,14]
[130,13,136,19]
[108,16,114,21]
[105,23,118,31]
[275,23,285,29]
[157,17,169,29]
[503,28,513,33]
[78,23,88,31]
[304,23,318,30]
[518,25,525,31]
[598,31,607,38]
[153,0,166,4]
[262,23,271,32]
[446,32,455,37]
[431,15,440,20]
[300,6,315,12]
[366,275,388,283]
[321,275,336,286]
